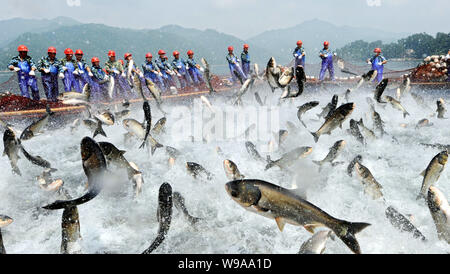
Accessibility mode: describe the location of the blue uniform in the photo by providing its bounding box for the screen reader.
[241,51,251,77]
[155,57,175,90]
[172,57,191,89]
[226,53,247,83]
[186,57,204,86]
[319,48,335,81]
[37,56,61,101]
[75,59,92,89]
[142,60,165,91]
[8,55,39,100]
[293,46,306,68]
[60,58,82,92]
[90,65,108,101]
[369,55,387,83]
[104,59,130,97]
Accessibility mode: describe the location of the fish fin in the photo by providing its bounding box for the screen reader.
[310,132,319,143]
[275,217,286,232]
[300,120,307,128]
[119,150,127,156]
[403,112,410,119]
[312,160,321,166]
[333,221,371,254]
[151,141,164,156]
[264,156,274,171]
[93,122,107,138]
[419,169,426,177]
[303,225,316,234]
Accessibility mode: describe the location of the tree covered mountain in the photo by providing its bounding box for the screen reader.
[336,32,450,61]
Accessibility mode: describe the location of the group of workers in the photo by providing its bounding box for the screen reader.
[7,41,389,101]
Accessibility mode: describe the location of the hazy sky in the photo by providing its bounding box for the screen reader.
[2,0,448,39]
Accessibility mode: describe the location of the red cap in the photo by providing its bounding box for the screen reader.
[228,46,234,51]
[163,55,168,60]
[75,49,83,55]
[187,50,194,56]
[297,40,303,46]
[158,49,166,55]
[47,47,57,54]
[119,59,124,65]
[64,48,73,55]
[91,57,100,63]
[124,52,132,59]
[108,50,116,57]
[173,51,180,57]
[243,44,249,49]
[146,52,153,58]
[374,48,381,53]
[323,41,329,46]
[17,45,28,52]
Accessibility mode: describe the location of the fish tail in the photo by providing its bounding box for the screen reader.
[310,131,319,143]
[264,156,274,171]
[93,122,107,138]
[333,221,371,254]
[151,141,164,155]
[403,111,410,118]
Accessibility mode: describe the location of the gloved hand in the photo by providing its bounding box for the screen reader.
[121,72,126,77]
[62,66,67,71]
[186,65,189,70]
[43,68,50,74]
[139,72,144,78]
[159,72,163,77]
[177,65,182,69]
[113,69,119,75]
[323,54,329,58]
[29,70,35,76]
[176,72,181,77]
[294,54,299,58]
[333,53,337,56]
[59,72,65,79]
[73,69,79,75]
[378,62,383,66]
[79,70,84,74]
[199,67,205,73]
[88,72,93,77]
[13,67,21,72]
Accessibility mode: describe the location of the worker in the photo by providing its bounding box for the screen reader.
[367,48,387,83]
[142,52,165,91]
[37,46,62,101]
[155,50,175,91]
[74,49,93,89]
[186,50,204,88]
[226,46,247,84]
[90,57,109,102]
[60,48,82,92]
[293,40,306,69]
[104,50,129,97]
[7,45,39,100]
[446,49,450,81]
[171,50,191,90]
[319,41,335,81]
[241,44,251,77]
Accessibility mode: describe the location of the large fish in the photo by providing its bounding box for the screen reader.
[225,179,371,254]
[265,57,281,92]
[142,182,173,254]
[245,141,265,163]
[312,140,346,169]
[417,151,448,200]
[173,192,202,225]
[107,75,115,100]
[419,143,450,153]
[42,137,107,210]
[233,74,256,105]
[200,58,215,93]
[0,215,13,254]
[223,159,245,180]
[128,161,144,197]
[265,147,313,170]
[295,65,306,97]
[348,119,365,145]
[133,74,145,100]
[95,110,115,126]
[186,162,213,181]
[374,79,388,103]
[144,78,165,114]
[317,95,338,120]
[151,117,166,135]
[297,101,319,128]
[98,142,141,180]
[20,144,57,171]
[436,98,446,119]
[139,101,152,149]
[396,76,411,100]
[61,205,82,254]
[59,83,90,101]
[356,118,377,140]
[347,155,362,177]
[3,127,21,175]
[385,206,426,241]
[311,103,355,143]
[126,59,134,88]
[354,162,384,200]
[427,186,450,244]
[298,230,332,254]
[20,105,54,141]
[385,96,410,118]
[278,67,294,88]
[371,108,386,137]
[123,118,163,155]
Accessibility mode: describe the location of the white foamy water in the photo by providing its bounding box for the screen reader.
[0,81,449,254]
